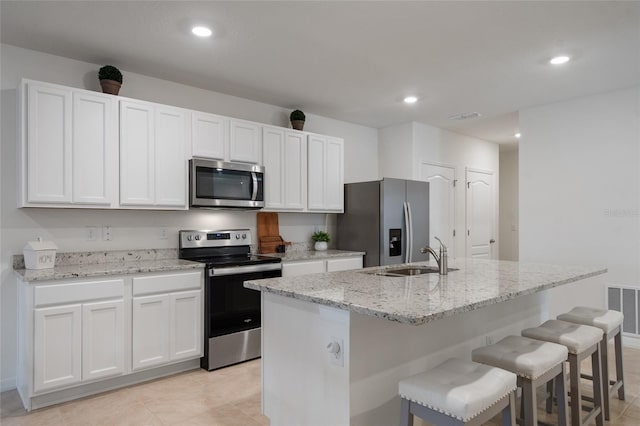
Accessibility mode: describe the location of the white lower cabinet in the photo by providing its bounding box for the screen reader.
[18,269,204,410]
[33,304,82,392]
[31,278,125,393]
[282,255,363,277]
[132,271,203,371]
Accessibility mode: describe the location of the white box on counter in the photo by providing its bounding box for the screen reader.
[23,237,57,269]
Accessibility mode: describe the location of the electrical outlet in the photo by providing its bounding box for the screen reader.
[485,336,494,345]
[327,337,344,367]
[102,226,112,241]
[159,228,168,240]
[86,227,98,241]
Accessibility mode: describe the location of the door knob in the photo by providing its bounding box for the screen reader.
[489,239,496,244]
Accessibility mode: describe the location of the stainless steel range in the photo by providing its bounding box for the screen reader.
[179,229,281,370]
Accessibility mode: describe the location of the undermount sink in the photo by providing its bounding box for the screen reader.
[366,266,459,277]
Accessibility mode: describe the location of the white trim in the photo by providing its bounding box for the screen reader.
[622,334,640,349]
[1,376,17,392]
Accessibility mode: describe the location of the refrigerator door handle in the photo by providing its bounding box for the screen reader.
[403,202,410,263]
[407,201,413,263]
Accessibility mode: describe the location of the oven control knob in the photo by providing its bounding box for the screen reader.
[235,234,240,239]
[242,233,247,239]
[187,235,193,241]
[195,234,201,241]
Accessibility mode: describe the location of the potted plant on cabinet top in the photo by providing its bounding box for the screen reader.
[290,109,305,131]
[311,231,330,251]
[98,65,123,95]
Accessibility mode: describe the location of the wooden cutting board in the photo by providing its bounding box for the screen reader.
[257,212,280,239]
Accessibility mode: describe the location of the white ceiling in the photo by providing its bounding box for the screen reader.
[2,1,639,145]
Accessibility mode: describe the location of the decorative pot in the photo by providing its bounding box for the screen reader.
[100,79,121,95]
[291,120,305,131]
[314,241,328,251]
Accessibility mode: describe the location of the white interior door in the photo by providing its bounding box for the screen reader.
[466,168,496,258]
[418,162,455,254]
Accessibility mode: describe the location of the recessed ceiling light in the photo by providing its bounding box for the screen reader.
[515,133,521,139]
[448,112,481,120]
[403,96,418,104]
[192,26,212,37]
[549,55,570,65]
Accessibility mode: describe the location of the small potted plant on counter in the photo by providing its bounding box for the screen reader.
[290,109,306,131]
[311,231,330,251]
[98,65,123,95]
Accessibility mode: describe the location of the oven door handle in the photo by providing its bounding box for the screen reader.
[209,263,282,277]
[251,172,259,201]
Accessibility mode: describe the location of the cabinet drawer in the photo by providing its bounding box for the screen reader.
[34,279,124,307]
[326,257,363,272]
[133,271,202,296]
[282,260,325,277]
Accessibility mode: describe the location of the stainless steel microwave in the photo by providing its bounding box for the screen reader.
[190,159,265,209]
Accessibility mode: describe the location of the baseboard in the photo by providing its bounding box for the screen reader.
[623,334,640,349]
[0,376,17,392]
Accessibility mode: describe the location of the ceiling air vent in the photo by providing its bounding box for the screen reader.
[448,112,481,120]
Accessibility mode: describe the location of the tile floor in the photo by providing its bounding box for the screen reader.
[1,346,638,426]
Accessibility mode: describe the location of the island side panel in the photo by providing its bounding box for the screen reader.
[262,292,351,426]
[348,292,546,426]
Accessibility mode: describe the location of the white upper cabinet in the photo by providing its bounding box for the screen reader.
[20,80,117,207]
[191,112,227,160]
[119,100,187,209]
[155,107,187,207]
[262,127,306,211]
[307,135,344,212]
[229,119,262,164]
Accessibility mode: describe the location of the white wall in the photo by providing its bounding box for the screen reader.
[0,44,378,390]
[378,121,500,259]
[499,148,519,261]
[519,86,640,319]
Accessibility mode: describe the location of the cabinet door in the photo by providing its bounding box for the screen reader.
[27,83,72,203]
[192,112,227,160]
[82,300,125,381]
[230,119,261,164]
[326,256,363,272]
[72,92,116,206]
[169,290,202,361]
[120,101,155,205]
[34,304,82,392]
[282,260,325,277]
[132,294,170,370]
[155,106,187,207]
[284,131,307,210]
[307,135,326,210]
[324,137,344,212]
[262,127,285,209]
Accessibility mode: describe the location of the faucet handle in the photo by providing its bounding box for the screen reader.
[434,236,447,252]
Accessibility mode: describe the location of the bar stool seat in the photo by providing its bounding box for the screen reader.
[399,358,517,426]
[522,320,604,426]
[558,307,625,420]
[472,335,569,426]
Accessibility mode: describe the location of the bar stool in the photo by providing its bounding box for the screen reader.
[558,306,625,420]
[398,358,517,426]
[472,335,570,426]
[522,320,604,426]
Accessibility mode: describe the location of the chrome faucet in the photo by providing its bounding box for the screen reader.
[420,236,448,275]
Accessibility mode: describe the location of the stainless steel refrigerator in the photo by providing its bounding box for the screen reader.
[336,178,429,268]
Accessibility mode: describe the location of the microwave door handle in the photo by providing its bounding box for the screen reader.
[251,172,258,201]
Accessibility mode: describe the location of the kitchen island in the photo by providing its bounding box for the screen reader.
[245,258,606,426]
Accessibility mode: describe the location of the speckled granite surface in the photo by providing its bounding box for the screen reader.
[263,249,365,262]
[13,249,203,282]
[245,258,607,325]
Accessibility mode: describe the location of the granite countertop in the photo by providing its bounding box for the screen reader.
[262,249,365,262]
[245,258,607,325]
[13,249,204,282]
